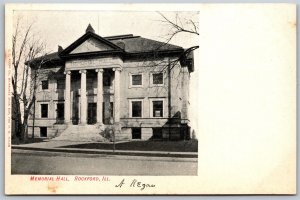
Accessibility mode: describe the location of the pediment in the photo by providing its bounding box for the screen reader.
[59,32,123,58]
[70,37,114,54]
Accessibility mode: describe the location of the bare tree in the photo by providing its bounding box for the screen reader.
[156,12,199,140]
[136,12,199,95]
[158,11,199,43]
[12,19,47,143]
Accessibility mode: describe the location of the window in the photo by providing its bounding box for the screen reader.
[57,79,65,89]
[152,128,163,139]
[102,102,114,124]
[131,74,142,86]
[41,80,48,90]
[132,128,141,139]
[56,103,64,119]
[152,73,163,85]
[40,127,47,137]
[41,104,48,118]
[152,101,163,117]
[131,101,142,117]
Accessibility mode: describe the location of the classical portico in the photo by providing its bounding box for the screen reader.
[59,24,124,126]
[64,67,121,125]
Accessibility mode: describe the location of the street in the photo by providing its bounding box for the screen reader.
[11,149,197,175]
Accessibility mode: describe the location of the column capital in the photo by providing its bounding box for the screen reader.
[112,67,122,72]
[79,69,87,74]
[95,68,104,73]
[64,70,71,75]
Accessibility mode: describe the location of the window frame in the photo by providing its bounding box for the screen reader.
[40,127,47,137]
[41,80,49,90]
[40,103,48,118]
[150,72,164,86]
[129,99,143,118]
[131,128,142,139]
[149,98,165,118]
[129,73,143,88]
[56,103,65,119]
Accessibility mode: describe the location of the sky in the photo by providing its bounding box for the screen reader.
[14,10,198,53]
[13,10,199,133]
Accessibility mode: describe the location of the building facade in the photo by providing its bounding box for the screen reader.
[28,24,194,141]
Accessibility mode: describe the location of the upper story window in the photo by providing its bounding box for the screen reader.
[130,73,143,87]
[57,79,65,89]
[41,80,49,90]
[41,104,48,118]
[152,72,164,85]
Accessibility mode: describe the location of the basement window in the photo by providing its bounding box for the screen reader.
[132,128,141,139]
[40,127,47,137]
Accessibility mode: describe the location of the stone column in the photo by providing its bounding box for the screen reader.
[113,67,121,123]
[96,68,103,124]
[64,70,71,124]
[79,69,87,125]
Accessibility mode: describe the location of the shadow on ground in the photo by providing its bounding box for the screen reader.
[12,137,48,145]
[57,140,198,152]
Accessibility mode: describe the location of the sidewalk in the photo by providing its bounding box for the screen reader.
[11,140,198,158]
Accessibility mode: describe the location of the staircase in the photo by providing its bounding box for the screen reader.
[52,124,107,142]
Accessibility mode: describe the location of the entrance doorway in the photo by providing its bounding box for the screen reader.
[88,103,97,124]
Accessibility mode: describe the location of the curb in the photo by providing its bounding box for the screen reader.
[12,146,198,158]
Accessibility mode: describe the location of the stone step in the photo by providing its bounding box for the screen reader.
[52,124,107,142]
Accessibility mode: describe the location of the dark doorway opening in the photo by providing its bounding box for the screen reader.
[88,103,97,124]
[132,128,141,139]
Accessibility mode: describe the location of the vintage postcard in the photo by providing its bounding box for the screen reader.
[5,4,296,195]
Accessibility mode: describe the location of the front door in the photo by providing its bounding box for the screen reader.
[87,103,97,124]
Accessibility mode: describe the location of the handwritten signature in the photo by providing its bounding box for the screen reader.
[115,179,155,191]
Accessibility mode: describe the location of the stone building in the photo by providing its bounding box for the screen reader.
[28,24,194,141]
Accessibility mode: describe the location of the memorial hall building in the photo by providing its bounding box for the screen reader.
[28,24,194,141]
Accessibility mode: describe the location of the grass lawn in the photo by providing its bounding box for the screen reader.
[12,137,47,145]
[59,140,198,152]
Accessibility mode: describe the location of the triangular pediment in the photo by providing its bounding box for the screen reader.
[70,37,114,54]
[60,31,123,58]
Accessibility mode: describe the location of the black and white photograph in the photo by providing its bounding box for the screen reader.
[9,9,199,176]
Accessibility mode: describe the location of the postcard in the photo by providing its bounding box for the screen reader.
[5,3,296,195]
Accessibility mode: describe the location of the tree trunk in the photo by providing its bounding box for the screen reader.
[21,112,29,142]
[13,96,22,139]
